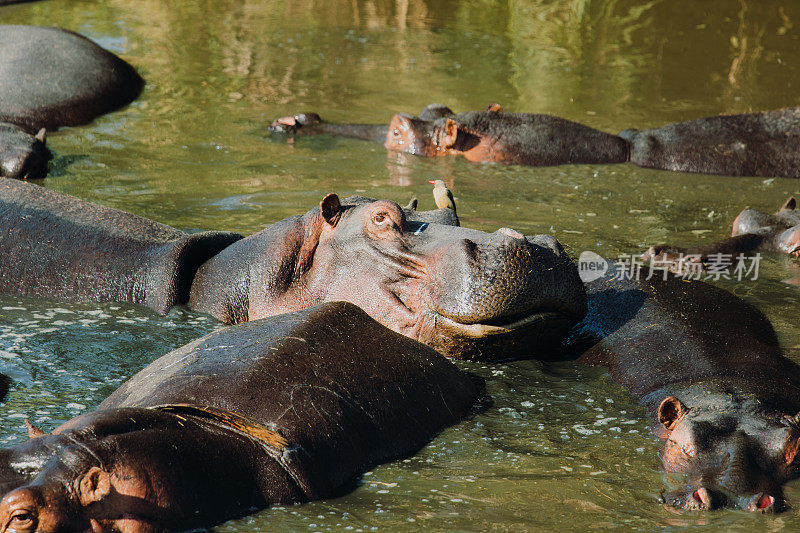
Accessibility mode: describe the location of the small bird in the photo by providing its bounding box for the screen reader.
[428,179,456,215]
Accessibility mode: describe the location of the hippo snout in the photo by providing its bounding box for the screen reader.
[0,148,47,180]
[0,125,50,180]
[428,231,586,326]
[416,230,586,359]
[663,486,784,513]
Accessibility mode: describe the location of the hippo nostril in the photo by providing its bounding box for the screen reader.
[496,227,524,240]
[750,493,775,512]
[690,487,716,510]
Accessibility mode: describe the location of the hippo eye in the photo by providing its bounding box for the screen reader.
[392,129,400,137]
[373,213,388,225]
[9,509,36,529]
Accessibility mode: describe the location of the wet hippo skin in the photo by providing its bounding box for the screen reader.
[0,180,587,361]
[0,179,242,314]
[564,263,800,512]
[0,25,144,179]
[189,193,587,360]
[271,104,800,177]
[0,302,482,531]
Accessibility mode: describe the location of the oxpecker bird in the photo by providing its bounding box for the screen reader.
[428,179,456,215]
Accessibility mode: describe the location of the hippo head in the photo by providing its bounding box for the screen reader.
[191,194,587,360]
[0,410,215,532]
[0,125,50,180]
[654,391,800,512]
[384,113,463,157]
[732,196,800,255]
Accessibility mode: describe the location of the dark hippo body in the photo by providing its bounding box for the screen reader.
[0,181,585,360]
[271,104,629,166]
[384,106,628,166]
[0,25,144,179]
[271,104,800,177]
[0,302,481,531]
[622,107,800,178]
[566,263,800,511]
[189,193,586,360]
[0,179,241,314]
[642,196,800,271]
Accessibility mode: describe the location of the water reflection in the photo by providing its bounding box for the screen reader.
[1,0,800,530]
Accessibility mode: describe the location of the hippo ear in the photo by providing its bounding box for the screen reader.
[24,419,45,439]
[658,396,688,431]
[78,466,112,506]
[781,197,797,211]
[405,197,418,211]
[433,118,458,149]
[485,103,503,113]
[320,194,342,226]
[35,128,46,143]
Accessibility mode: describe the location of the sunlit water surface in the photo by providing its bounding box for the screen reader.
[2,0,800,530]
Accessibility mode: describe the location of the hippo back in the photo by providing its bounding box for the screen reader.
[572,264,800,412]
[0,25,144,131]
[102,301,481,498]
[451,111,629,166]
[0,180,242,314]
[626,107,800,178]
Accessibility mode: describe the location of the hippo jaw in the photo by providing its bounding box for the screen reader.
[355,221,586,360]
[654,393,800,513]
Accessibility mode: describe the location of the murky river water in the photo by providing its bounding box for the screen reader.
[2,0,800,530]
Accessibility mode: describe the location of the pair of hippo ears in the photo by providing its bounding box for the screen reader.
[429,103,502,148]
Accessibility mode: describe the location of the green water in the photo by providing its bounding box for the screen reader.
[2,0,800,530]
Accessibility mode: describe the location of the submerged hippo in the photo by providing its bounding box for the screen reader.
[270,104,800,178]
[270,103,629,167]
[0,179,586,360]
[642,196,800,272]
[0,25,144,179]
[564,263,800,512]
[0,302,482,531]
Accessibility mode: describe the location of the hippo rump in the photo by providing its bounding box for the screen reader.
[189,192,587,360]
[0,302,482,531]
[564,262,800,511]
[621,107,800,178]
[642,196,800,272]
[0,179,241,314]
[271,104,800,177]
[0,25,144,179]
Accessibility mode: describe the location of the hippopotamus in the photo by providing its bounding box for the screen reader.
[642,196,800,272]
[621,107,800,177]
[270,104,800,178]
[0,25,144,179]
[563,262,800,511]
[270,103,629,167]
[0,302,482,531]
[0,179,586,360]
[0,179,241,314]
